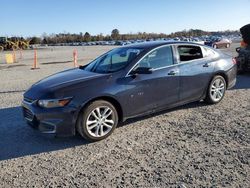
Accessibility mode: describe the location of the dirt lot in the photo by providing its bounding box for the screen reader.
[0,43,249,187]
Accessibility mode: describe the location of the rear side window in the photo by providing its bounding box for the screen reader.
[202,47,218,58]
[177,45,203,62]
[138,46,174,69]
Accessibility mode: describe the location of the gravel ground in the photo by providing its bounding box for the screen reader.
[0,44,249,187]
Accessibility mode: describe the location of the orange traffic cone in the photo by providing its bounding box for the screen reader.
[31,49,39,70]
[73,49,78,67]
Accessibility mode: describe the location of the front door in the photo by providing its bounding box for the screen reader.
[121,45,180,117]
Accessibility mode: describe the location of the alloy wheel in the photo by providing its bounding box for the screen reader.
[86,106,115,138]
[210,78,225,102]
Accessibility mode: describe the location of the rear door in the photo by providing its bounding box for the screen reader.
[175,45,215,103]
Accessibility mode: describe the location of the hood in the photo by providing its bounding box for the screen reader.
[24,68,107,99]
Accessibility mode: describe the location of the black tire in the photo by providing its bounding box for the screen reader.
[205,75,226,104]
[77,100,118,142]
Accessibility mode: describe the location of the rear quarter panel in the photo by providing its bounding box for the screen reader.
[214,52,234,72]
[213,52,236,88]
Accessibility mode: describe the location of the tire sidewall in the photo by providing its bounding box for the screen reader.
[79,100,118,141]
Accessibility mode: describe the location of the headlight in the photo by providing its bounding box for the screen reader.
[37,97,72,108]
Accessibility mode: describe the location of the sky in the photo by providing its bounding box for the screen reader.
[1,0,250,37]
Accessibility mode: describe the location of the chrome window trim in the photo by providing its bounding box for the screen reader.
[125,44,175,77]
[151,63,179,71]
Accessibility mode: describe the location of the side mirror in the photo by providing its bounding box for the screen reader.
[131,67,153,75]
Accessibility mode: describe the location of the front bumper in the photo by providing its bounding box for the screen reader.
[22,99,77,136]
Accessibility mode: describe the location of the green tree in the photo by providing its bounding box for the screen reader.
[29,37,41,44]
[83,32,91,42]
[42,38,48,44]
[111,29,120,40]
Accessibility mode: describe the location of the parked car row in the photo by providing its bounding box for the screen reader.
[48,39,161,47]
[46,36,234,49]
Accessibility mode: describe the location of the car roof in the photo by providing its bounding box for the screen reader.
[123,41,204,49]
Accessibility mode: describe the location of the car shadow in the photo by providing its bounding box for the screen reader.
[0,102,206,161]
[120,101,207,128]
[232,74,250,90]
[0,106,87,161]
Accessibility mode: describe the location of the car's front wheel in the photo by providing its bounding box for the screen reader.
[77,100,118,142]
[205,75,226,104]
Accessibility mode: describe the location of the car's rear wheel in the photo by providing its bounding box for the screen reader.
[77,100,118,141]
[205,75,226,104]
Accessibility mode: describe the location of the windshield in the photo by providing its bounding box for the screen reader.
[84,48,143,73]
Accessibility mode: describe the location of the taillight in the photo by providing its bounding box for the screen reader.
[232,57,237,64]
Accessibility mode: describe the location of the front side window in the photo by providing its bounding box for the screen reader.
[137,46,174,69]
[177,45,203,62]
[84,48,143,73]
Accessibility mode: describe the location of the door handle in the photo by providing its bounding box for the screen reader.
[168,70,179,76]
[203,63,211,67]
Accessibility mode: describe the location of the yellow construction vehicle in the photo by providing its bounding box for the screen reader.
[0,37,30,51]
[18,39,30,49]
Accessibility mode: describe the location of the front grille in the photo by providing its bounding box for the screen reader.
[24,97,35,104]
[23,107,34,121]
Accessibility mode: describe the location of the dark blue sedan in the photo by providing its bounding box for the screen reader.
[22,42,237,141]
